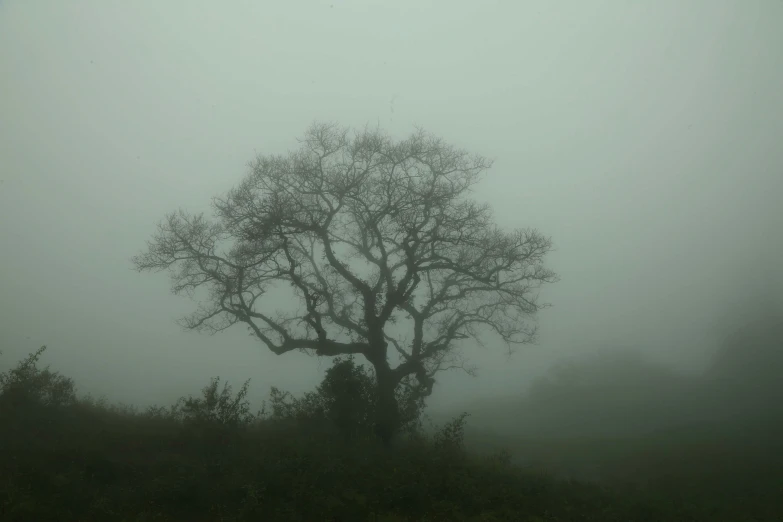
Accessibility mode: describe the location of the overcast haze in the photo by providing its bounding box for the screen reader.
[1,1,782,415]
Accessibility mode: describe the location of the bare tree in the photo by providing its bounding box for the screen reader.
[132,122,558,445]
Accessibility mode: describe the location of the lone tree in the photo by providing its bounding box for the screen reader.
[132,122,558,445]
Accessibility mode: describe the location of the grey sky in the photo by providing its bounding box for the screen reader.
[1,1,782,413]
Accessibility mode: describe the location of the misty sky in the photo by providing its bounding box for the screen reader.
[1,1,782,414]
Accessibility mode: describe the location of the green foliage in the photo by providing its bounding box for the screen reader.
[315,356,375,440]
[0,345,77,411]
[262,356,425,442]
[170,376,254,427]
[2,343,783,521]
[433,411,470,454]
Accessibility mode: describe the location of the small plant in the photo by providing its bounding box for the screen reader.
[172,376,254,427]
[433,411,470,454]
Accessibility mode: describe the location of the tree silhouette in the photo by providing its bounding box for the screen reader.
[132,122,557,445]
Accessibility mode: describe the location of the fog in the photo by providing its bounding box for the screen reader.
[1,0,782,425]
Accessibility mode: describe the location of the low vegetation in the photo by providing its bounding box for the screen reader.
[2,321,782,521]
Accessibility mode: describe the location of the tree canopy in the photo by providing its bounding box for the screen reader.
[132,122,558,443]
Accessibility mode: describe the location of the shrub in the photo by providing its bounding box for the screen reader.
[433,411,470,456]
[0,345,77,411]
[262,356,425,443]
[171,376,254,428]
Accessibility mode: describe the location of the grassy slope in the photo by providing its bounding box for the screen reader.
[2,395,782,521]
[2,340,783,521]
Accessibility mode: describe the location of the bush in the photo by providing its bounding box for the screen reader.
[0,345,77,411]
[262,356,425,443]
[3,343,783,521]
[433,411,470,455]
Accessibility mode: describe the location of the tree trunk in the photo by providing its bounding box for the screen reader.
[373,366,400,448]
